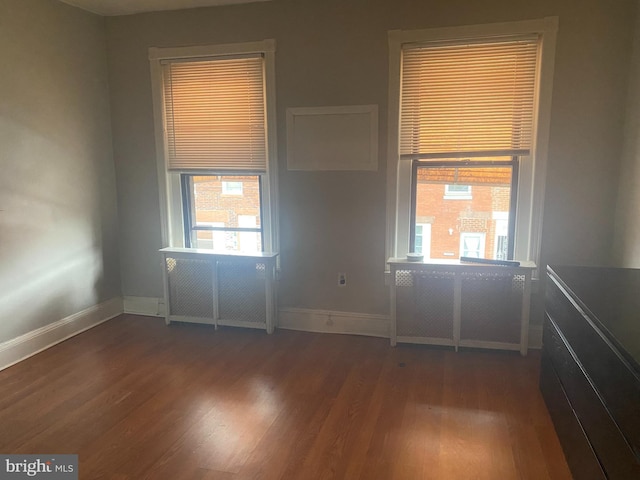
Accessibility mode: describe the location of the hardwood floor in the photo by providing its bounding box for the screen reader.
[0,315,571,479]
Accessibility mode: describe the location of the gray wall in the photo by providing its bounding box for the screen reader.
[105,0,637,316]
[614,3,640,268]
[0,0,120,343]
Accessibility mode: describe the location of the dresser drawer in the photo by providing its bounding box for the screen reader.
[539,353,606,480]
[546,276,640,460]
[543,317,640,479]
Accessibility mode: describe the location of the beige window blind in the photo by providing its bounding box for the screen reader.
[162,55,266,171]
[400,36,539,160]
[417,165,513,186]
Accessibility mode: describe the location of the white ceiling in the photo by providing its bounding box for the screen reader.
[58,0,271,16]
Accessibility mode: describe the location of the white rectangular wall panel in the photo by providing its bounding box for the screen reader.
[286,105,378,171]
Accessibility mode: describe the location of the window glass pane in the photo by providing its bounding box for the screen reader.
[193,230,261,253]
[237,215,261,253]
[194,224,226,250]
[192,175,261,229]
[186,174,263,253]
[193,230,238,252]
[414,161,512,260]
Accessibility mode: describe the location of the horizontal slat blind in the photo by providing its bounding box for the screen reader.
[163,55,266,171]
[417,166,512,186]
[400,36,539,159]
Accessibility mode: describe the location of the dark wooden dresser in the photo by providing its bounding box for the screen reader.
[540,265,640,479]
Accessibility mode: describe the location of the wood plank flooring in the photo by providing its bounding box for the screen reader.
[0,315,571,479]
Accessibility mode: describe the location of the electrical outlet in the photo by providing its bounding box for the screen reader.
[338,272,347,287]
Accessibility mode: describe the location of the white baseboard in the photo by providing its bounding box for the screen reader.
[278,307,390,338]
[279,307,544,348]
[123,296,165,317]
[120,296,544,349]
[0,297,123,372]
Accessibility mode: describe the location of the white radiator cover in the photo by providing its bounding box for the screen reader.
[388,258,536,355]
[160,248,278,333]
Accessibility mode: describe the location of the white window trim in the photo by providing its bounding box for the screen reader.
[385,18,558,270]
[149,40,279,253]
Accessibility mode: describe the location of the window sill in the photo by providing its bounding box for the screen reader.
[383,262,540,294]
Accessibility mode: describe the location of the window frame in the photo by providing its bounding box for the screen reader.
[149,40,279,253]
[386,18,558,271]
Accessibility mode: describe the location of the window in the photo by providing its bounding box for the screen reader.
[182,175,262,252]
[221,181,243,196]
[387,19,558,265]
[149,40,278,253]
[444,184,472,199]
[404,36,536,261]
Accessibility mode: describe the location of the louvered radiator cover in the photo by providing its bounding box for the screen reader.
[161,248,278,333]
[389,259,535,355]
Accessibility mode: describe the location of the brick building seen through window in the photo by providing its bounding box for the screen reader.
[184,175,263,253]
[412,161,514,260]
